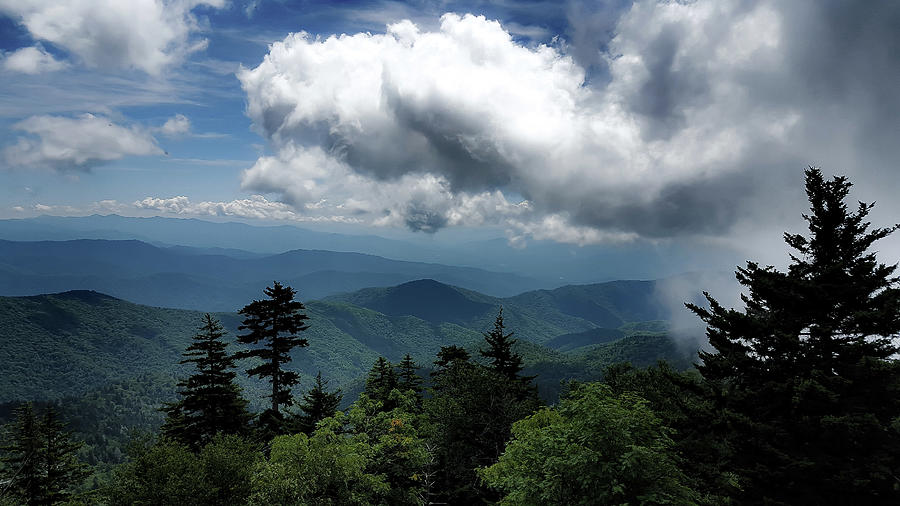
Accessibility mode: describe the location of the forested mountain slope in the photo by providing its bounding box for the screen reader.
[0,280,692,404]
[327,278,670,346]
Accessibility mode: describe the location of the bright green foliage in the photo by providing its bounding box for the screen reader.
[480,307,525,380]
[481,382,697,505]
[105,434,262,505]
[688,168,900,504]
[251,390,430,505]
[236,282,310,432]
[364,357,398,409]
[603,362,739,504]
[344,390,430,505]
[287,371,342,435]
[162,314,252,448]
[248,415,388,505]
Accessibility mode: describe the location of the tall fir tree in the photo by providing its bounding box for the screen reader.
[236,282,310,433]
[479,307,524,380]
[364,357,398,408]
[396,354,423,395]
[289,371,342,435]
[0,404,87,506]
[162,314,252,448]
[41,406,89,505]
[688,168,900,504]
[426,348,541,504]
[0,403,42,505]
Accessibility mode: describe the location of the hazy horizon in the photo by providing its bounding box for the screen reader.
[3,0,900,274]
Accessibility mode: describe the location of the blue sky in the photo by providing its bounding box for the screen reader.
[0,1,601,232]
[1,0,899,261]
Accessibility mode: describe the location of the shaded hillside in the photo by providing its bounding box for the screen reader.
[329,279,495,325]
[505,280,668,328]
[0,291,202,402]
[546,327,625,352]
[327,278,672,345]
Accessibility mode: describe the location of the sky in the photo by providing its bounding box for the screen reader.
[2,0,900,266]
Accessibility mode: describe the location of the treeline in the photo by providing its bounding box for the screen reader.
[3,168,900,504]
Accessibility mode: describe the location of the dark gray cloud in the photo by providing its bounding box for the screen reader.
[564,0,632,83]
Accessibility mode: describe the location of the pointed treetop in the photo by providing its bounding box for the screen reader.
[480,307,524,380]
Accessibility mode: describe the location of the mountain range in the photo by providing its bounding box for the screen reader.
[0,238,554,310]
[0,214,742,283]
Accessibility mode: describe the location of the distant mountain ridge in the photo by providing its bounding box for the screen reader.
[0,214,742,283]
[0,238,553,310]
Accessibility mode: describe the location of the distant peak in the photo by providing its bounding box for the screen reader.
[18,290,118,305]
[54,290,117,302]
[399,278,444,287]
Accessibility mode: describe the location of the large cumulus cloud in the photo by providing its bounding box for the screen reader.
[238,2,900,244]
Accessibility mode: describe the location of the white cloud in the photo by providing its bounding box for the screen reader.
[240,145,536,233]
[11,199,130,216]
[506,214,639,247]
[160,114,191,137]
[0,0,225,74]
[238,13,624,241]
[2,45,67,74]
[156,113,228,139]
[3,113,162,171]
[134,194,362,223]
[244,0,259,18]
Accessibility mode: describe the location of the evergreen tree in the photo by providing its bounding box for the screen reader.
[395,354,423,395]
[688,168,900,504]
[163,314,252,448]
[479,307,524,380]
[0,404,88,506]
[426,358,541,504]
[0,403,42,505]
[236,282,310,432]
[41,406,89,505]
[365,357,398,408]
[289,371,342,435]
[431,345,470,375]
